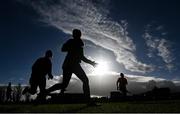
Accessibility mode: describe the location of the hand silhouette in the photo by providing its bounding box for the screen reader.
[92,61,98,67]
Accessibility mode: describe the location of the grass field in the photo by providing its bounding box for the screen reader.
[0,100,180,113]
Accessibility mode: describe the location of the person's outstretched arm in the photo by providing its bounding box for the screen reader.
[116,79,119,90]
[80,47,97,67]
[126,78,128,85]
[82,55,97,67]
[48,60,53,79]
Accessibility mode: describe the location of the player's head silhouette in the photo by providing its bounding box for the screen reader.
[45,50,53,58]
[73,29,81,39]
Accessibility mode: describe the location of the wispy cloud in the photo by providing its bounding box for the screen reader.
[143,23,175,71]
[20,0,154,73]
[157,39,174,63]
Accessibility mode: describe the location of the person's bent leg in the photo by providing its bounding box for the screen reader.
[23,77,37,95]
[38,77,47,100]
[29,81,38,95]
[39,77,46,93]
[74,65,90,98]
[46,68,72,93]
[29,75,38,95]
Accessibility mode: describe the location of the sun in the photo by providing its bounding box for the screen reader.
[93,60,109,76]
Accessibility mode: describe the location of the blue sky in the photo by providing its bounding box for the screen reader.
[0,0,180,93]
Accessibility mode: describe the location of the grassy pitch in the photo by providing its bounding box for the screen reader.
[0,100,180,113]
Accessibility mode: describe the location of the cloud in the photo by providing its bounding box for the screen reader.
[143,23,175,71]
[157,39,174,63]
[45,73,180,96]
[19,0,154,73]
[156,25,164,31]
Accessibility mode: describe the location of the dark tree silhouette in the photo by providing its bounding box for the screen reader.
[146,80,157,90]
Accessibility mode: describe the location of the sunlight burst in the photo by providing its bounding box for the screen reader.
[93,60,109,76]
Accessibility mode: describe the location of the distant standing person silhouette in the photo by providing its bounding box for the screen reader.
[6,82,12,102]
[16,83,22,102]
[117,73,128,96]
[22,50,53,98]
[46,29,97,99]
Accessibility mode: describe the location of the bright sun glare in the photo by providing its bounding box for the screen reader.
[93,60,109,76]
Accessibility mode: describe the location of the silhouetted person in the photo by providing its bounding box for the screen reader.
[16,83,22,102]
[6,82,12,102]
[0,87,6,102]
[22,50,53,99]
[46,29,97,99]
[117,73,128,96]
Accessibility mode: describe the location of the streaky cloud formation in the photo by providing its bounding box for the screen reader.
[143,23,175,71]
[20,0,154,73]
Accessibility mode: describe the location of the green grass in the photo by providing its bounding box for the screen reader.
[1,100,180,113]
